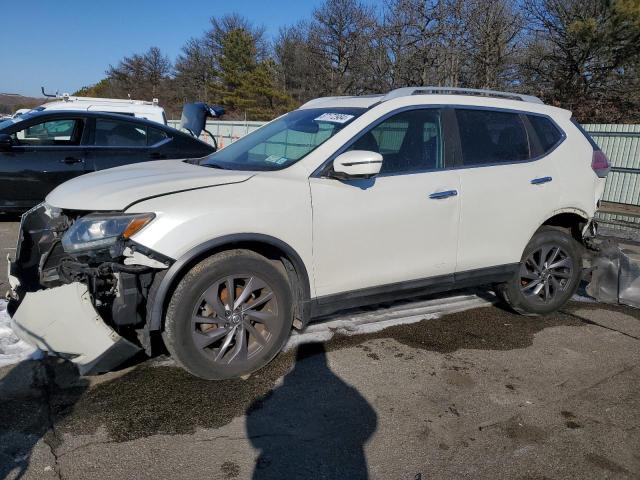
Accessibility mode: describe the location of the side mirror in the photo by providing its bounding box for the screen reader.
[332,150,383,179]
[0,134,13,152]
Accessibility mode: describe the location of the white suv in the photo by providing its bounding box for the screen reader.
[7,87,609,379]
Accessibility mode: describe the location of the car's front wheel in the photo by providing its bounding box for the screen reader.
[497,226,583,315]
[163,249,293,380]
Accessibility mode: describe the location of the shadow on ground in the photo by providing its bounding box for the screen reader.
[49,306,587,446]
[0,358,88,480]
[246,343,377,479]
[0,304,600,479]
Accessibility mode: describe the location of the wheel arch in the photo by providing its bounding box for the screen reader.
[147,234,312,332]
[537,208,590,243]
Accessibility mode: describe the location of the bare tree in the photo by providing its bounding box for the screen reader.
[106,46,172,100]
[519,0,640,121]
[463,0,524,89]
[174,38,217,104]
[307,0,378,95]
[380,0,443,88]
[274,23,321,102]
[83,0,640,122]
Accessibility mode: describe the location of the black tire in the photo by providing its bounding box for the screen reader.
[163,249,293,380]
[497,226,583,316]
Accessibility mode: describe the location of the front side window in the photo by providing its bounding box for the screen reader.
[200,108,365,171]
[95,119,147,147]
[347,109,444,175]
[456,109,531,166]
[11,118,83,146]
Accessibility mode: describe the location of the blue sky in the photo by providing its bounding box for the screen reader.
[0,0,325,97]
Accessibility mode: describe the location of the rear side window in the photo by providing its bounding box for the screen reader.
[95,119,147,147]
[456,109,531,166]
[571,118,601,151]
[528,115,563,152]
[147,127,168,146]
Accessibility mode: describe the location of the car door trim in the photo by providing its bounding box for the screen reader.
[309,263,518,318]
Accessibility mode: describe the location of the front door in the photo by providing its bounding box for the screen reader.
[310,108,461,299]
[0,117,88,210]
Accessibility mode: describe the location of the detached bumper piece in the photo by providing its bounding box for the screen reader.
[10,282,140,375]
[587,244,640,308]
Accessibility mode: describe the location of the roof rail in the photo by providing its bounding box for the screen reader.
[381,87,544,105]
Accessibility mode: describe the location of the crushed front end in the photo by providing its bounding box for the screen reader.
[6,204,172,374]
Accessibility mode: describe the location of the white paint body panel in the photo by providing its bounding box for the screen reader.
[310,171,460,296]
[129,173,316,292]
[46,160,254,211]
[456,158,560,271]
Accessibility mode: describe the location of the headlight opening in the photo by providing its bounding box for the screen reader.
[61,213,155,253]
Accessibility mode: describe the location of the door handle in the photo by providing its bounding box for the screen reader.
[61,156,84,165]
[149,152,166,160]
[531,176,552,185]
[429,190,458,200]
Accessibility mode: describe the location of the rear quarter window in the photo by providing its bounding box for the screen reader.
[527,115,563,153]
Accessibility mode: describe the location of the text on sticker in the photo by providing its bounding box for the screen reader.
[314,113,355,124]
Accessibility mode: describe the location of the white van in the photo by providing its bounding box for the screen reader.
[27,94,167,125]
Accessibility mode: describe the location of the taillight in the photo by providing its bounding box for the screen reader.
[591,150,610,178]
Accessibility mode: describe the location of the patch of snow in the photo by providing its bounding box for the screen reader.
[571,293,597,303]
[284,290,494,351]
[0,300,41,368]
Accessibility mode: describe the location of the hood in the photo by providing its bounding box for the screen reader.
[46,160,254,211]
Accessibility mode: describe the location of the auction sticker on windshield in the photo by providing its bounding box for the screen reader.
[314,113,355,124]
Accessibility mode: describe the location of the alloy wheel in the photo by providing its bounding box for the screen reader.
[191,275,279,365]
[520,245,573,303]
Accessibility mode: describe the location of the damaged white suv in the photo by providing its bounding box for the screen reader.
[7,87,609,379]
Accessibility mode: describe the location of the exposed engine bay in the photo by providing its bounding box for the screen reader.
[7,204,173,356]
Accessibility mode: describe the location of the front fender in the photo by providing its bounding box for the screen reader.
[146,233,312,331]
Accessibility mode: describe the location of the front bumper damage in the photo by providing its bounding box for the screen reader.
[11,282,140,375]
[6,204,172,374]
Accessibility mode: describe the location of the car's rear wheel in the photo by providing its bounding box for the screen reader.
[497,226,583,315]
[163,249,293,380]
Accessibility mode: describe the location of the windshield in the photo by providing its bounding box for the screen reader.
[200,107,365,171]
[0,112,38,131]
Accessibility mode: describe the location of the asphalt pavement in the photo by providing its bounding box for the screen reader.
[1,217,639,479]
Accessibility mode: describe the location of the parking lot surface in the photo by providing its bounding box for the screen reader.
[1,218,639,480]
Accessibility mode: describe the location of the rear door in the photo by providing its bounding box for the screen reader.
[84,117,165,171]
[453,108,561,273]
[0,116,88,209]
